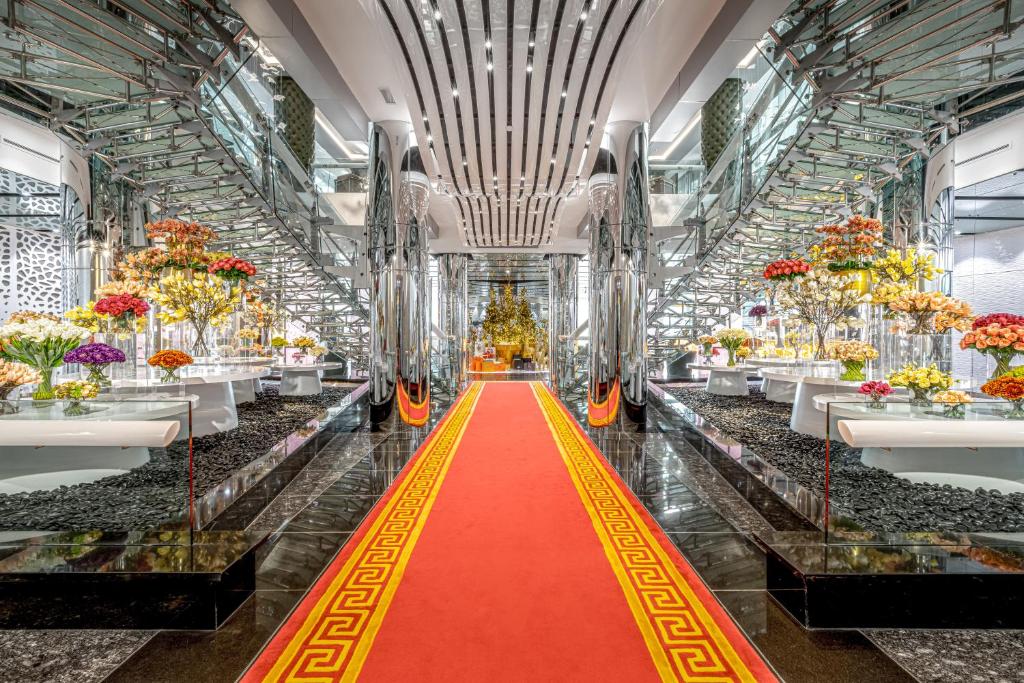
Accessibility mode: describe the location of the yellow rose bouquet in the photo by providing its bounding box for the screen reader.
[888,363,953,406]
[825,339,879,381]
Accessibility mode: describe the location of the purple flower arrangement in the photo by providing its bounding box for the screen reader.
[748,304,769,318]
[64,343,125,386]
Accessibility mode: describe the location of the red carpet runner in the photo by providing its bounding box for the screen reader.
[244,382,776,682]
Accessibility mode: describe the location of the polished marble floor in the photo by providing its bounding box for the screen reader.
[0,383,1021,681]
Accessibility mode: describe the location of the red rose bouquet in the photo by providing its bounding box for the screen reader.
[94,295,150,333]
[208,257,257,282]
[763,258,811,281]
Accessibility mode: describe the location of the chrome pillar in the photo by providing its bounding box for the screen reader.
[366,121,431,427]
[435,253,469,395]
[548,253,579,397]
[587,122,650,426]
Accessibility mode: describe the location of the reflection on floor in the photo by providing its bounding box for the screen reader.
[0,382,1021,681]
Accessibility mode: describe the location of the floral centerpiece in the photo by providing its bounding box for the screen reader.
[815,215,884,272]
[776,268,868,359]
[872,247,941,286]
[5,311,60,324]
[94,294,150,334]
[887,291,972,334]
[825,340,879,381]
[981,367,1024,419]
[888,363,953,407]
[63,343,125,386]
[858,380,893,410]
[0,318,90,399]
[736,346,751,360]
[748,304,769,322]
[933,390,972,419]
[270,336,288,349]
[53,380,100,416]
[145,218,215,270]
[154,271,238,356]
[0,360,40,413]
[112,247,170,284]
[715,328,749,367]
[310,344,328,359]
[696,335,717,358]
[960,313,1024,379]
[763,258,811,282]
[208,257,256,283]
[148,349,193,383]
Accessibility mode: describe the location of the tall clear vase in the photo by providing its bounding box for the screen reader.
[104,318,138,381]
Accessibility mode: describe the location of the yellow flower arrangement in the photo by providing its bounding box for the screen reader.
[65,301,147,334]
[872,248,942,284]
[153,272,239,356]
[293,336,316,350]
[715,328,749,366]
[238,328,260,341]
[888,363,953,405]
[736,346,751,359]
[870,281,915,308]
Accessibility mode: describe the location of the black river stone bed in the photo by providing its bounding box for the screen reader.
[666,386,1024,532]
[0,384,352,532]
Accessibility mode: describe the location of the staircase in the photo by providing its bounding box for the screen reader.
[0,0,369,363]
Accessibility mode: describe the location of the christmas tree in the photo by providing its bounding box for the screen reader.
[482,284,536,344]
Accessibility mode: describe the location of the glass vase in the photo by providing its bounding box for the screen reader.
[62,399,87,417]
[85,363,112,387]
[989,352,1015,380]
[866,396,886,410]
[1006,399,1024,420]
[840,360,866,382]
[32,367,55,401]
[909,386,932,407]
[105,317,138,380]
[726,348,736,367]
[158,367,182,384]
[0,385,20,414]
[942,403,966,419]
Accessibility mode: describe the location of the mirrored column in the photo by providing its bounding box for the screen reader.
[366,121,431,427]
[587,121,650,426]
[548,253,579,397]
[435,253,468,395]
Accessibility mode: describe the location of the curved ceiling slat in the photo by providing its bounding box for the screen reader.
[377,0,645,248]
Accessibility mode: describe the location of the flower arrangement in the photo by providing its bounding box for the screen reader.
[238,328,260,342]
[217,344,236,357]
[112,247,170,284]
[888,363,953,406]
[872,247,941,285]
[310,344,328,358]
[270,336,288,349]
[147,349,193,383]
[775,269,868,359]
[763,258,811,281]
[696,335,712,358]
[825,340,879,381]
[94,294,151,334]
[0,360,40,412]
[735,346,751,359]
[887,291,972,334]
[715,328,749,367]
[94,280,154,300]
[5,311,60,324]
[293,336,316,350]
[981,371,1024,419]
[208,256,256,282]
[63,343,125,386]
[154,271,239,356]
[858,380,893,409]
[53,380,100,416]
[870,281,915,310]
[933,390,972,419]
[748,304,769,319]
[145,218,215,268]
[815,215,884,271]
[959,313,1024,378]
[0,319,91,399]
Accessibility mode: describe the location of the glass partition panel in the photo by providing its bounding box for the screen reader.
[0,398,194,545]
[822,397,1024,572]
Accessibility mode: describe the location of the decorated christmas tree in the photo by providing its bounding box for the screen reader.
[482,284,536,344]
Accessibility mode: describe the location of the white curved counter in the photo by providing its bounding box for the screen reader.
[271,363,347,396]
[687,363,758,397]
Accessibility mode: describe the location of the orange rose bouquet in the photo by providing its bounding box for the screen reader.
[148,349,194,383]
[981,368,1024,419]
[960,313,1024,379]
[888,291,973,334]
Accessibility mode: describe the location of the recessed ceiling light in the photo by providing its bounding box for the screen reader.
[561,90,567,98]
[485,38,492,49]
[487,62,494,71]
[427,134,433,143]
[580,10,588,20]
[433,9,441,20]
[529,40,535,47]
[526,63,533,73]
[550,157,556,164]
[452,88,458,97]
[463,160,468,166]
[422,115,428,122]
[589,119,596,126]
